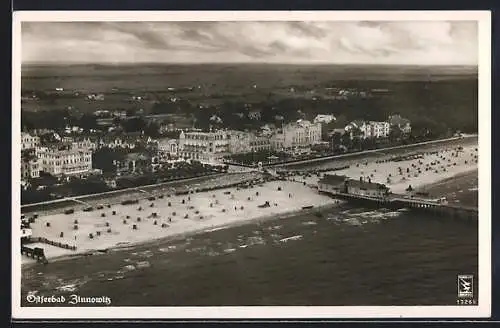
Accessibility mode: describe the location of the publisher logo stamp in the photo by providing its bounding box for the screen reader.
[457,274,473,298]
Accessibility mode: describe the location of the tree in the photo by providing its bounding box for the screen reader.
[144,122,161,138]
[340,133,352,149]
[123,117,147,133]
[92,148,127,173]
[77,114,98,131]
[388,127,403,142]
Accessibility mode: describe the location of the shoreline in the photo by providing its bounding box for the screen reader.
[22,202,343,268]
[21,168,477,269]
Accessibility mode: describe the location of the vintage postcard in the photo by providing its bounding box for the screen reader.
[12,11,491,319]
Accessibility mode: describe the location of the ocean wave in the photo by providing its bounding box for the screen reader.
[343,218,363,226]
[301,221,317,226]
[56,284,77,292]
[265,225,283,231]
[158,245,177,253]
[383,212,402,218]
[280,235,303,243]
[206,250,220,257]
[247,236,266,246]
[123,264,136,271]
[136,261,150,269]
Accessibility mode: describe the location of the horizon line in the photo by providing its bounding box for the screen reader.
[21,61,479,68]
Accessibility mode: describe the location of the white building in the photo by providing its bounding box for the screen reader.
[21,132,40,151]
[228,131,252,154]
[227,131,271,154]
[72,137,97,150]
[345,120,390,139]
[178,130,230,163]
[273,120,322,152]
[37,147,93,176]
[21,154,40,180]
[157,138,179,155]
[367,121,391,138]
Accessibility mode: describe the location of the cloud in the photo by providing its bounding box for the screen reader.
[21,21,478,65]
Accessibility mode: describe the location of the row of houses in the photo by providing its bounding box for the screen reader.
[168,120,323,162]
[19,113,412,180]
[22,131,158,152]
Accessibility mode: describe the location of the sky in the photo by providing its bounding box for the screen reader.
[21,21,478,65]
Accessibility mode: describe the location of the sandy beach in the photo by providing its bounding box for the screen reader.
[289,144,478,195]
[22,180,338,263]
[21,142,478,265]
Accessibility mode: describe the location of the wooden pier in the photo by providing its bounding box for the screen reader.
[320,191,478,221]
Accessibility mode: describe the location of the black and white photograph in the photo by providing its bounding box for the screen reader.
[12,11,491,319]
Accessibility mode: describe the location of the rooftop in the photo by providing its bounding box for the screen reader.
[318,174,347,185]
[346,179,388,191]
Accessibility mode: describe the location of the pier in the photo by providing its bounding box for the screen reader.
[317,174,478,221]
[321,191,478,220]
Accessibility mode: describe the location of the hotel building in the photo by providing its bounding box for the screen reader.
[21,132,40,151]
[37,147,93,176]
[227,131,272,154]
[272,120,322,153]
[178,130,231,162]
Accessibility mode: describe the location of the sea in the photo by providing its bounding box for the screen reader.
[21,170,478,306]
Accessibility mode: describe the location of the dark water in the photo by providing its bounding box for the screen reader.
[21,173,478,307]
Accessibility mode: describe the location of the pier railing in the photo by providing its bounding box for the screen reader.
[319,190,478,219]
